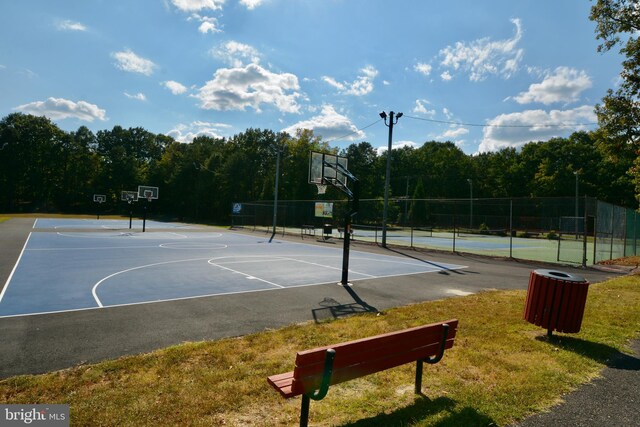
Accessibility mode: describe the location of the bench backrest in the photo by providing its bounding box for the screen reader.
[291,319,458,395]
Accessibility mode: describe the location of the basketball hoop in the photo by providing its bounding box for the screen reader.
[316,184,327,195]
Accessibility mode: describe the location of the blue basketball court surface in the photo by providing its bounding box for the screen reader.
[0,219,466,318]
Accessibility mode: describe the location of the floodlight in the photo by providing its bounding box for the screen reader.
[379,112,387,119]
[396,112,403,119]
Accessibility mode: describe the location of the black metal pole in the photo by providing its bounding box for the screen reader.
[382,112,395,248]
[143,204,147,232]
[340,180,359,286]
[300,395,310,427]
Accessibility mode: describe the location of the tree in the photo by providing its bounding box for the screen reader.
[340,142,378,199]
[408,177,428,226]
[590,0,640,206]
[0,113,67,211]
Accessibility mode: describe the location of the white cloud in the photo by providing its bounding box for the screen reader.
[212,41,261,67]
[322,76,344,91]
[196,15,222,34]
[112,49,156,76]
[322,65,378,96]
[171,0,224,12]
[478,105,596,153]
[512,67,592,105]
[413,99,436,116]
[167,121,232,143]
[239,0,263,9]
[439,127,469,140]
[56,20,87,31]
[124,92,146,101]
[163,80,188,95]
[14,97,107,122]
[195,63,301,113]
[440,18,524,81]
[414,62,432,76]
[282,105,364,141]
[376,140,418,156]
[440,71,452,81]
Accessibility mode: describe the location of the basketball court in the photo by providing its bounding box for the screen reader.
[0,218,466,318]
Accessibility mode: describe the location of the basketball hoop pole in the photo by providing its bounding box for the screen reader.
[340,178,359,286]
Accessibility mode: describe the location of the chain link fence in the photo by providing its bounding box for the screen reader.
[231,197,637,266]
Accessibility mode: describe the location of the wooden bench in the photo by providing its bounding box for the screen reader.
[267,319,458,427]
[300,225,315,238]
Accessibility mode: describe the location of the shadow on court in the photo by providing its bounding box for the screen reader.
[312,284,379,323]
[385,247,466,275]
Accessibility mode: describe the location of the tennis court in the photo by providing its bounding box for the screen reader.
[0,219,466,318]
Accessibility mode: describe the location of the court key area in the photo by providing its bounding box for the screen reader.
[0,219,466,318]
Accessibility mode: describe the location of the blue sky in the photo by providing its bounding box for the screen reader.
[0,0,623,154]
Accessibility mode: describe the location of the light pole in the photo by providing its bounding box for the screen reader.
[467,178,473,229]
[574,171,580,239]
[380,110,402,248]
[271,137,286,240]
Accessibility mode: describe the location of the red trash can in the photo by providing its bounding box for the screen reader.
[524,269,589,336]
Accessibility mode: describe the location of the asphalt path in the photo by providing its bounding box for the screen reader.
[0,217,634,426]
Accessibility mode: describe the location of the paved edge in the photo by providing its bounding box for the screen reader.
[512,338,640,426]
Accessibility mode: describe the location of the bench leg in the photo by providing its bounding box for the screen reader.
[300,394,310,427]
[415,359,424,394]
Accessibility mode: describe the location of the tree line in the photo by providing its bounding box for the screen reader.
[0,112,635,224]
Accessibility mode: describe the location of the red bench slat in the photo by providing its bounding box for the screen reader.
[294,339,455,393]
[267,319,457,398]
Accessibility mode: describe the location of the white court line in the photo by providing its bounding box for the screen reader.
[28,245,162,251]
[3,260,468,319]
[32,218,38,229]
[207,259,285,288]
[0,232,32,304]
[279,256,377,278]
[92,257,213,307]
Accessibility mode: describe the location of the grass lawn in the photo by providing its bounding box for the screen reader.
[0,276,638,426]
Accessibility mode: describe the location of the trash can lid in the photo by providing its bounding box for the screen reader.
[533,269,586,282]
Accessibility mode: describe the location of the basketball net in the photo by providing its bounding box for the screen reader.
[316,184,327,195]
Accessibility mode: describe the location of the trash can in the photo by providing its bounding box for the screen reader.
[524,269,589,336]
[323,224,333,240]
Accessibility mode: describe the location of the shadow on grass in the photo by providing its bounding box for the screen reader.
[339,396,496,427]
[536,335,640,369]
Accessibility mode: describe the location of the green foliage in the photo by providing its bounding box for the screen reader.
[590,0,640,204]
[0,112,637,221]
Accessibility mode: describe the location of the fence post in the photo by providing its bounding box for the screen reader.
[582,195,588,267]
[610,206,615,260]
[592,203,598,264]
[509,199,513,258]
[411,226,414,249]
[633,211,638,255]
[452,203,457,253]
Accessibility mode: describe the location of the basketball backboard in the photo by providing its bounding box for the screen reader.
[93,194,106,203]
[308,151,349,189]
[137,185,159,201]
[121,190,139,202]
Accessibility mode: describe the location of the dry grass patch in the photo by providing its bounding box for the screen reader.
[1,276,638,426]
